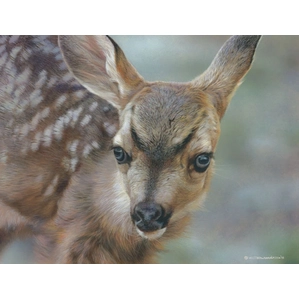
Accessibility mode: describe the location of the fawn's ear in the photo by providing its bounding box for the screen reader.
[192,35,261,119]
[58,35,144,110]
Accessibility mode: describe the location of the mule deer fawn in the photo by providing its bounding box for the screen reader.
[0,35,260,263]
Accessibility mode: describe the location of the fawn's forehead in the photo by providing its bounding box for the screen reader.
[117,84,219,157]
[133,86,202,135]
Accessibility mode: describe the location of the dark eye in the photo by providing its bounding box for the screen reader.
[194,153,211,173]
[113,147,130,164]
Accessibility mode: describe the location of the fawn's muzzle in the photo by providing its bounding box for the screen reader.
[131,202,171,232]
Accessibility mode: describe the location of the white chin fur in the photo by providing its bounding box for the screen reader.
[136,227,166,240]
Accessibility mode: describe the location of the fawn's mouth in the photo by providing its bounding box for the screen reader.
[136,227,167,240]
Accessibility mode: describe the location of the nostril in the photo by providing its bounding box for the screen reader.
[134,209,144,223]
[153,205,163,221]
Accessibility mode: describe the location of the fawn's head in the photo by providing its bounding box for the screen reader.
[59,35,260,240]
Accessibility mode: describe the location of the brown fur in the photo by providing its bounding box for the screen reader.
[0,35,260,263]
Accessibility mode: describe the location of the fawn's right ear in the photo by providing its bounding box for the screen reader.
[58,35,145,110]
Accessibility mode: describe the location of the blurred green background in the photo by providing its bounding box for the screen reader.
[1,36,298,264]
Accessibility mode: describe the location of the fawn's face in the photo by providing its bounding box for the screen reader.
[59,35,260,240]
[113,83,220,238]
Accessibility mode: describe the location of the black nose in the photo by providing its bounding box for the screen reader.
[131,202,171,232]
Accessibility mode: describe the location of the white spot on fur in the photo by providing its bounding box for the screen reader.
[47,76,58,87]
[34,174,44,183]
[80,114,92,127]
[30,108,49,132]
[0,36,8,44]
[31,131,42,152]
[62,156,79,172]
[59,62,67,71]
[64,112,71,126]
[14,85,26,98]
[52,47,61,54]
[89,102,98,112]
[35,70,48,89]
[39,38,56,54]
[0,52,8,67]
[2,96,18,112]
[30,112,41,131]
[30,89,44,107]
[16,67,31,84]
[103,106,110,113]
[20,123,30,137]
[53,117,64,141]
[67,139,79,154]
[41,107,50,119]
[62,72,73,82]
[70,106,83,127]
[70,157,79,172]
[16,99,29,113]
[55,52,62,61]
[21,49,31,61]
[62,157,71,172]
[42,125,53,147]
[0,45,6,55]
[9,36,19,44]
[103,122,117,137]
[0,150,8,164]
[83,144,93,157]
[55,95,67,108]
[74,90,85,99]
[91,141,99,149]
[10,46,22,59]
[4,75,14,94]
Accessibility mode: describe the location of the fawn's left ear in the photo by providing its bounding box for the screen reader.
[58,35,145,110]
[191,35,261,119]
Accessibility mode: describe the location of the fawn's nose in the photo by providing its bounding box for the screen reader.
[131,202,170,232]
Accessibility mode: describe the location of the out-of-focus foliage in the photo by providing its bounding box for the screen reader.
[1,36,298,264]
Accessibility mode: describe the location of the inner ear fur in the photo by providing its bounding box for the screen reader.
[58,35,145,110]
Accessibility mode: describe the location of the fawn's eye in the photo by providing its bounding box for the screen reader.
[113,147,130,164]
[194,153,212,173]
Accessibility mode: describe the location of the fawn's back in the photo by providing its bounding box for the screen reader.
[0,36,118,239]
[0,36,260,263]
